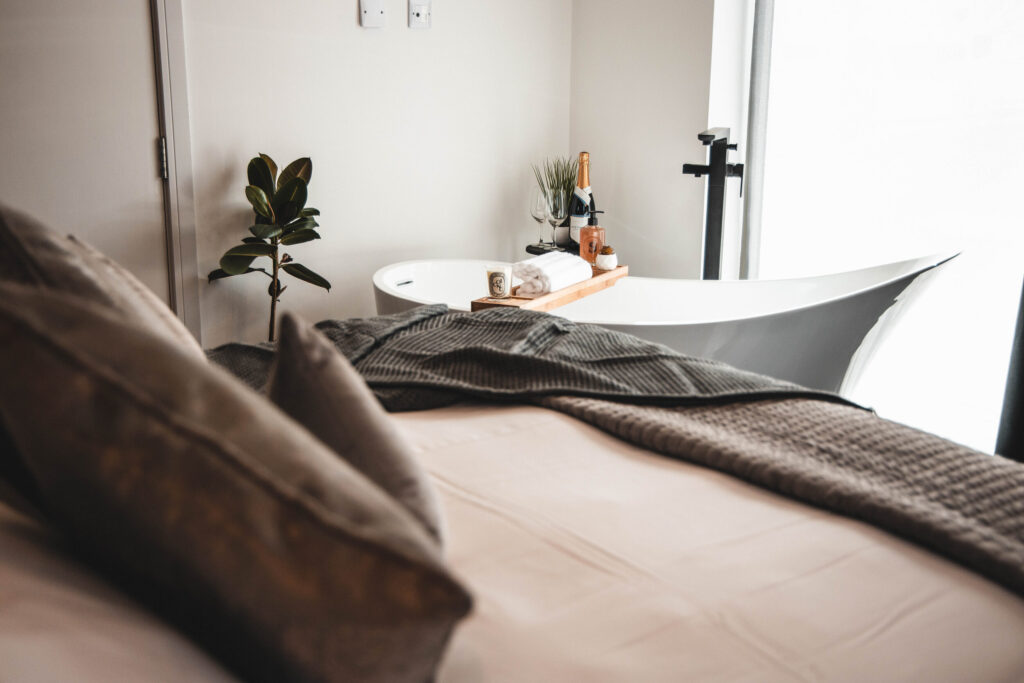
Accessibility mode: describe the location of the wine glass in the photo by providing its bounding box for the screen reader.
[529,186,548,243]
[546,187,569,245]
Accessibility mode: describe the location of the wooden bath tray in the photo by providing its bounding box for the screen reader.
[471,265,628,313]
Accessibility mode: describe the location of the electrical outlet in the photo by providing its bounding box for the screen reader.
[409,0,431,29]
[360,0,385,28]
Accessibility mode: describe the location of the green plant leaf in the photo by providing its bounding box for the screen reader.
[532,163,545,192]
[272,178,307,225]
[259,153,278,187]
[535,156,578,199]
[208,268,237,281]
[249,223,282,240]
[280,229,320,245]
[208,266,268,281]
[242,236,267,244]
[219,242,275,274]
[245,185,274,221]
[300,207,320,217]
[219,254,256,275]
[282,263,331,291]
[247,157,275,199]
[223,242,275,257]
[283,217,317,234]
[277,157,312,190]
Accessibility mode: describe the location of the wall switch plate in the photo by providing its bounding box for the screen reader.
[360,0,386,28]
[409,0,431,29]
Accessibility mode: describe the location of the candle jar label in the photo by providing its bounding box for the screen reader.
[487,266,511,298]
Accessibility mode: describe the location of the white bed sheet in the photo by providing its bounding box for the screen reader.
[394,404,1024,683]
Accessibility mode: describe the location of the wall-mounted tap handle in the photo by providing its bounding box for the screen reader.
[683,163,710,178]
[727,163,745,197]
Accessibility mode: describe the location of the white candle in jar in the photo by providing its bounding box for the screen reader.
[486,264,512,298]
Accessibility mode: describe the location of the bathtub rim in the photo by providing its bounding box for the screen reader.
[371,252,958,327]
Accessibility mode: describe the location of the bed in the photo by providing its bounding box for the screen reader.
[401,404,1024,681]
[2,400,1023,681]
[1,204,1023,682]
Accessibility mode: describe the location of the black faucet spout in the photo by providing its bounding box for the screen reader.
[682,163,709,178]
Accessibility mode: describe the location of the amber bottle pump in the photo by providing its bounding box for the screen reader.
[580,210,605,265]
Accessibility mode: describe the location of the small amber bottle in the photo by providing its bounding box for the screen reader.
[580,210,605,264]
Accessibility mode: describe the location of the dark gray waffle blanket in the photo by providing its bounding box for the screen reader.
[207,304,853,408]
[209,304,1024,598]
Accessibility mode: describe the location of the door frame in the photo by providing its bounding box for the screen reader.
[150,0,202,342]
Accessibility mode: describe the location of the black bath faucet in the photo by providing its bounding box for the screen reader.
[682,128,744,280]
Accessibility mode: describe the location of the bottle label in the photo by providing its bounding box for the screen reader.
[569,186,592,243]
[570,187,591,233]
[581,236,602,263]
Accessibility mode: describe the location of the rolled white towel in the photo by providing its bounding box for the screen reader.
[517,279,546,297]
[512,253,557,293]
[512,252,564,283]
[526,253,591,295]
[513,252,581,286]
[512,252,592,297]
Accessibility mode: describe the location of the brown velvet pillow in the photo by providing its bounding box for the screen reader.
[0,204,203,358]
[268,313,445,542]
[0,204,206,517]
[0,282,471,683]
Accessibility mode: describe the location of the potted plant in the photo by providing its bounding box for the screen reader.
[208,154,331,342]
[532,156,577,242]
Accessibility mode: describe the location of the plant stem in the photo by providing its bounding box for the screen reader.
[268,238,280,342]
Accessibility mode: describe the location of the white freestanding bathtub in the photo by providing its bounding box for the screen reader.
[372,255,955,394]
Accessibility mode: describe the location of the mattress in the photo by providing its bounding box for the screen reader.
[392,403,1024,682]
[2,402,1022,682]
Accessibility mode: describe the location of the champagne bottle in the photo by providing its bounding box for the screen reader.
[569,152,595,250]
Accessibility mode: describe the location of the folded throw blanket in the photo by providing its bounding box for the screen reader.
[512,252,593,297]
[209,305,1024,598]
[209,305,846,407]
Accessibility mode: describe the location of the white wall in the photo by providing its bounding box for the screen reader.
[183,0,572,346]
[569,0,714,279]
[0,0,169,301]
[760,0,1024,452]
